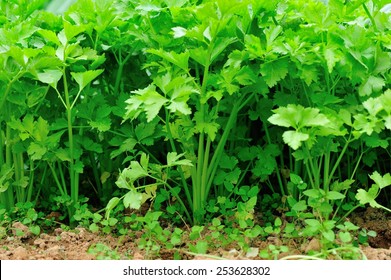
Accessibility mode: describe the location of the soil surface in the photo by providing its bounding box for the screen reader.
[1,208,390,260]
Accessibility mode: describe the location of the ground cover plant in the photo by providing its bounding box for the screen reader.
[0,0,390,260]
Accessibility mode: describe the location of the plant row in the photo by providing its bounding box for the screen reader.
[0,0,390,254]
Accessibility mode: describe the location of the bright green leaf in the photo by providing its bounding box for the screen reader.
[282,130,309,150]
[71,69,104,92]
[369,171,391,189]
[123,190,143,209]
[326,191,345,200]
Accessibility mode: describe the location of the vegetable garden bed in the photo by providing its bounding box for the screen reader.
[0,207,390,260]
[1,0,390,260]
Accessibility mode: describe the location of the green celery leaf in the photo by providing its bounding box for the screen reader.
[282,130,309,150]
[326,191,345,200]
[268,105,299,128]
[123,190,143,209]
[363,97,384,116]
[36,69,63,87]
[189,47,209,67]
[359,76,385,96]
[148,49,189,71]
[194,112,220,141]
[37,29,61,45]
[167,152,193,167]
[260,59,289,87]
[135,121,158,145]
[71,69,104,92]
[89,119,111,132]
[324,47,340,73]
[356,186,381,208]
[331,179,355,192]
[27,143,47,160]
[63,20,86,42]
[369,171,391,189]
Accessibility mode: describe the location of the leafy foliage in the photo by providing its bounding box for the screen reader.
[0,0,390,259]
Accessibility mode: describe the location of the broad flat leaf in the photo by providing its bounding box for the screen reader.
[37,29,61,45]
[362,134,389,149]
[115,161,149,190]
[100,172,111,184]
[326,191,345,200]
[27,86,48,108]
[172,26,187,38]
[324,47,340,73]
[135,121,157,146]
[189,47,209,67]
[89,119,111,132]
[74,160,84,174]
[167,85,194,115]
[80,137,103,153]
[363,97,383,116]
[353,114,379,135]
[54,149,71,162]
[339,232,352,243]
[331,179,355,192]
[210,37,237,63]
[319,202,333,215]
[290,173,303,185]
[322,230,335,242]
[268,106,299,128]
[269,104,329,130]
[245,34,263,58]
[71,69,104,92]
[13,176,28,189]
[301,108,330,127]
[32,117,49,142]
[123,190,143,209]
[36,69,63,86]
[379,90,391,114]
[369,171,391,189]
[310,92,342,107]
[359,76,385,96]
[194,112,220,141]
[260,59,289,87]
[356,186,380,207]
[384,115,391,130]
[282,130,309,150]
[165,0,187,8]
[63,20,86,42]
[305,219,321,228]
[219,154,238,170]
[303,189,321,198]
[167,152,193,167]
[203,26,212,41]
[27,143,47,160]
[264,25,283,47]
[143,91,168,122]
[292,200,307,212]
[29,225,40,236]
[148,49,189,71]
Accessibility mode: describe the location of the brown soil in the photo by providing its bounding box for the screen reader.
[1,208,390,260]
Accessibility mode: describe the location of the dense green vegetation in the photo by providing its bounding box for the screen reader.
[0,0,390,259]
